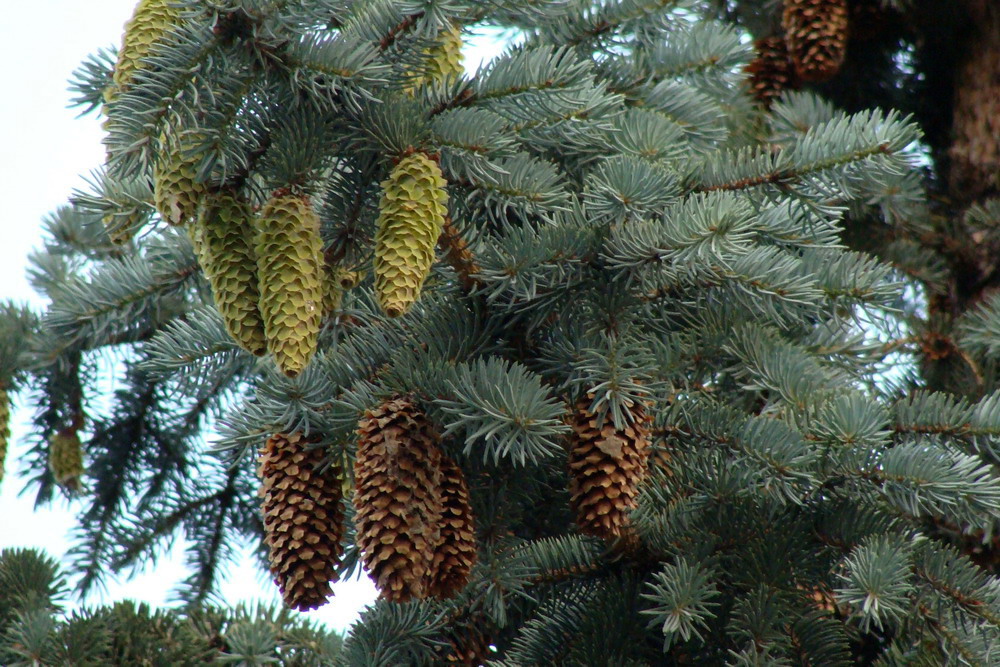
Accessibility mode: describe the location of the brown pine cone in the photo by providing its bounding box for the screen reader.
[745,36,799,108]
[258,432,344,611]
[782,0,850,82]
[355,396,444,602]
[427,453,477,599]
[568,396,652,539]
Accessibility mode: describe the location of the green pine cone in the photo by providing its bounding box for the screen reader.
[195,191,267,356]
[255,192,324,376]
[49,430,85,493]
[403,23,465,94]
[374,153,449,318]
[106,0,182,102]
[153,134,207,226]
[0,387,9,486]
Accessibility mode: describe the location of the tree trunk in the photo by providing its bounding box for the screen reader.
[947,0,1000,205]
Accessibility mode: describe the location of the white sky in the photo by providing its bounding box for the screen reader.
[0,0,503,636]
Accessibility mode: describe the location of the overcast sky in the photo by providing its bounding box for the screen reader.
[0,0,501,634]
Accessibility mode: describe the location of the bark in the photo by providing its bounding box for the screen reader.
[947,0,1000,205]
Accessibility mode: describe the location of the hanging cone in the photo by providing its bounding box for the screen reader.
[440,622,493,665]
[403,23,465,94]
[0,387,9,486]
[194,190,267,355]
[427,453,477,599]
[255,190,324,377]
[258,432,344,612]
[49,429,85,492]
[355,396,443,602]
[374,152,449,318]
[567,396,652,539]
[153,133,207,226]
[106,0,181,102]
[744,36,799,108]
[782,0,849,82]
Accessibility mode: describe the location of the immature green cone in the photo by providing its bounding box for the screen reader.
[195,191,267,356]
[427,454,477,600]
[568,396,652,540]
[0,387,8,486]
[374,153,449,318]
[355,396,443,602]
[782,0,849,82]
[107,0,182,102]
[403,23,465,94]
[255,191,324,377]
[258,432,344,611]
[49,430,85,493]
[153,134,207,226]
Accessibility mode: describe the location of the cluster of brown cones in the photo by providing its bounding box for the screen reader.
[567,395,652,540]
[354,396,477,602]
[746,0,889,106]
[259,391,658,611]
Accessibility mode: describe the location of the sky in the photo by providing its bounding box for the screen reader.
[0,0,502,636]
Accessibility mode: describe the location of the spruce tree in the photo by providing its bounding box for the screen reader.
[5,0,1000,663]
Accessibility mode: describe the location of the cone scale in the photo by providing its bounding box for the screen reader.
[258,432,345,611]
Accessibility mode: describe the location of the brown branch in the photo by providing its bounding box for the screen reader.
[437,218,481,292]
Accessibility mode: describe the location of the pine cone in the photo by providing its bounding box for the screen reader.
[568,397,652,539]
[49,429,85,492]
[403,23,465,94]
[255,190,324,377]
[153,133,207,226]
[427,453,477,599]
[374,153,449,318]
[194,190,267,356]
[782,0,849,82]
[0,387,9,486]
[106,0,181,101]
[745,36,799,108]
[258,432,344,611]
[441,623,493,665]
[355,396,443,602]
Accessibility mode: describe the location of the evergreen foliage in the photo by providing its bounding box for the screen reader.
[6,0,1000,663]
[0,548,343,665]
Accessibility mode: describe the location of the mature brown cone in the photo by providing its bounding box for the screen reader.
[258,432,344,611]
[568,397,652,539]
[782,0,849,82]
[427,453,477,599]
[355,396,443,602]
[745,36,799,108]
[440,622,493,665]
